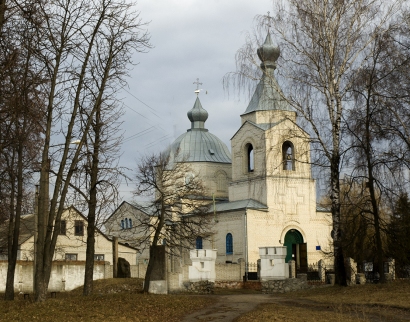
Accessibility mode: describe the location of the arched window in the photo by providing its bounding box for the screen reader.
[121,220,124,230]
[246,143,254,172]
[196,236,203,249]
[128,218,132,228]
[282,141,295,171]
[226,233,233,255]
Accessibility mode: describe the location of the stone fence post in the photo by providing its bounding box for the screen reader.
[345,257,357,285]
[318,259,326,282]
[289,260,296,278]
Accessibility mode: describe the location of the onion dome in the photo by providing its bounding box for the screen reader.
[165,96,231,164]
[187,97,208,129]
[242,33,292,114]
[257,33,280,70]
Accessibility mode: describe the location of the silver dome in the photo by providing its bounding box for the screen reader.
[166,97,231,164]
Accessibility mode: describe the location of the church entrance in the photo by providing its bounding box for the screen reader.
[284,229,308,273]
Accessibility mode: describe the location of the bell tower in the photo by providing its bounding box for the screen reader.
[229,33,314,211]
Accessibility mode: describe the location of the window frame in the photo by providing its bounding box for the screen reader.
[65,253,78,261]
[226,233,233,255]
[282,141,295,171]
[74,220,84,236]
[59,220,66,235]
[94,254,105,261]
[196,236,203,250]
[247,143,254,172]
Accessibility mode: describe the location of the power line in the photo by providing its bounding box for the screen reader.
[122,87,161,118]
[123,126,156,143]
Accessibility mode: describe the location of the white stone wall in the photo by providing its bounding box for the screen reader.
[0,261,111,292]
[259,246,289,281]
[189,162,232,199]
[0,261,147,293]
[211,211,245,264]
[189,249,217,282]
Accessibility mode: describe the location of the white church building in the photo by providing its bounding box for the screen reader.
[107,33,332,273]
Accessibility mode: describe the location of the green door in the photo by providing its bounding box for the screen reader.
[284,229,304,263]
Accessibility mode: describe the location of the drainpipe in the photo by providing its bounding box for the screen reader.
[244,208,248,281]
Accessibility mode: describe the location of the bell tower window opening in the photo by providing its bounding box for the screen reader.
[282,141,295,171]
[246,143,254,172]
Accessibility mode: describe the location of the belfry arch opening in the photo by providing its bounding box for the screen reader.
[283,229,307,273]
[282,141,295,171]
[245,143,254,172]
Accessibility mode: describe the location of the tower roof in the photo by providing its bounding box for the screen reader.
[242,33,292,115]
[165,96,231,164]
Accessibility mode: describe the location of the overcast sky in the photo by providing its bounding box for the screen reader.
[118,0,273,199]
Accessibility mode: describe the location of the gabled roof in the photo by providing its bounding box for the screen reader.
[208,199,268,213]
[230,120,266,141]
[316,205,331,213]
[0,214,36,249]
[104,200,150,224]
[231,118,310,141]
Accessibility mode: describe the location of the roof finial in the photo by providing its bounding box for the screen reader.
[266,11,271,33]
[193,78,203,95]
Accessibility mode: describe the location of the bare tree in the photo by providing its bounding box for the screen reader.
[344,21,410,281]
[32,0,150,301]
[0,0,44,300]
[134,153,212,293]
[226,0,402,285]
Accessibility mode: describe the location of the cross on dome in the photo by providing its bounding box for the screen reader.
[193,78,203,95]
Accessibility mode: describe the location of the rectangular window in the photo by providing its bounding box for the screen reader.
[65,253,77,261]
[94,254,105,261]
[74,220,84,236]
[59,220,66,235]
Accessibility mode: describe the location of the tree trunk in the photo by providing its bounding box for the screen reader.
[331,154,347,286]
[5,134,25,299]
[143,204,165,293]
[83,106,101,296]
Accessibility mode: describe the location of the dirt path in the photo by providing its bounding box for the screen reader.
[180,294,273,322]
[181,294,410,322]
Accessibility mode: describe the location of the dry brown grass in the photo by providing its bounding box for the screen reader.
[284,279,410,309]
[0,278,215,322]
[237,280,410,322]
[2,279,410,322]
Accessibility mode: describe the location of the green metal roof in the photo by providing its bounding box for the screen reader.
[242,33,293,115]
[166,96,231,164]
[208,199,268,213]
